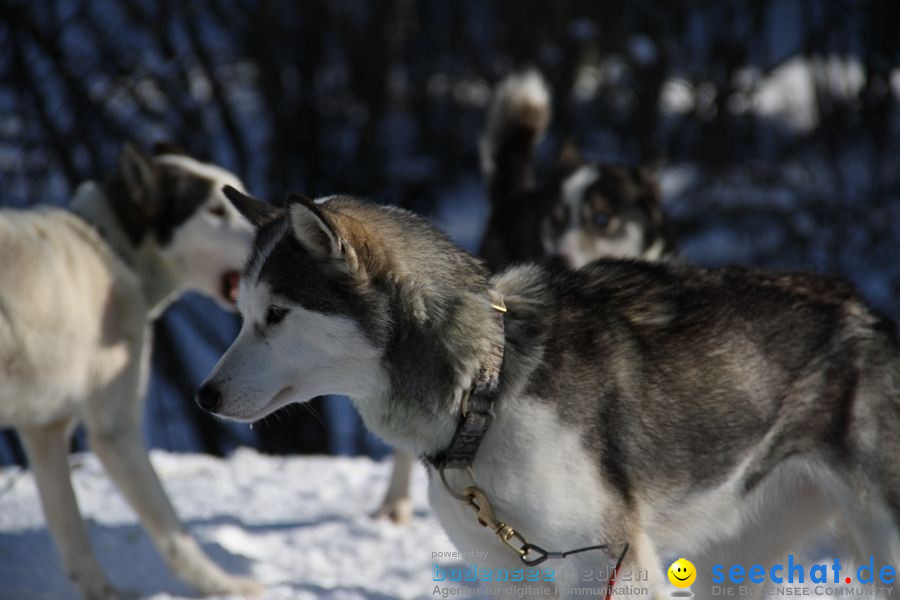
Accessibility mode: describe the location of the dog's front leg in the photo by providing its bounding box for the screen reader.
[373,449,414,523]
[86,420,261,597]
[615,531,667,600]
[19,420,120,600]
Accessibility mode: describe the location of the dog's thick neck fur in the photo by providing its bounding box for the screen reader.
[375,251,504,455]
[332,202,508,455]
[70,180,182,317]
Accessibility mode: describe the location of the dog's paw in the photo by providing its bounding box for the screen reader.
[197,573,263,598]
[79,583,134,600]
[373,496,413,524]
[164,532,263,597]
[229,575,265,598]
[71,572,128,600]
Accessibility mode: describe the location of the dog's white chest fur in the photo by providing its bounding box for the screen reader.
[428,398,617,591]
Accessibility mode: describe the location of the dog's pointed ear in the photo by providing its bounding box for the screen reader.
[288,197,358,272]
[633,159,663,205]
[557,137,582,174]
[151,141,189,156]
[118,143,158,214]
[284,192,312,206]
[222,185,284,228]
[633,158,662,183]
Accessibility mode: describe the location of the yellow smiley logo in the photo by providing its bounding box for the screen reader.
[668,558,697,588]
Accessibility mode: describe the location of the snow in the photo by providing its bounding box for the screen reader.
[0,449,468,600]
[658,55,876,133]
[0,448,869,600]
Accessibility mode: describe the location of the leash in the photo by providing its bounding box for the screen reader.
[427,290,629,596]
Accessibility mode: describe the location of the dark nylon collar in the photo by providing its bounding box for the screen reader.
[426,289,506,469]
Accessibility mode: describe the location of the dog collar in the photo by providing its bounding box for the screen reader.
[426,289,507,470]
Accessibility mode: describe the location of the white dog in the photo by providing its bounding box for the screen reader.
[0,144,259,599]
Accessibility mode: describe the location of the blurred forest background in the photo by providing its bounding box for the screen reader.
[1,0,899,464]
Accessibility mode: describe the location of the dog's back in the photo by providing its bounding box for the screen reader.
[499,260,900,496]
[0,206,143,425]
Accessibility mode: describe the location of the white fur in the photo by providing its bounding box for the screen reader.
[0,208,141,427]
[640,237,667,261]
[429,398,636,597]
[0,161,258,598]
[373,449,415,524]
[209,282,389,423]
[546,166,649,268]
[554,221,646,268]
[499,71,551,113]
[480,70,551,177]
[561,165,600,228]
[154,154,243,192]
[690,475,850,600]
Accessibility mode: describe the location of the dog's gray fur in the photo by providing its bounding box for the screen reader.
[0,145,259,599]
[205,190,900,598]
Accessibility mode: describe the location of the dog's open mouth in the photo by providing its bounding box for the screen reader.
[220,270,241,305]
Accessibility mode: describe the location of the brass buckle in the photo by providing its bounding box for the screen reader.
[465,487,528,558]
[465,487,497,528]
[489,290,507,313]
[496,524,527,556]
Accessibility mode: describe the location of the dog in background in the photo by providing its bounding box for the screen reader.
[376,70,676,523]
[0,144,259,599]
[478,70,674,271]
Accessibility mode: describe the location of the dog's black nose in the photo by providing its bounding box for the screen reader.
[196,384,222,412]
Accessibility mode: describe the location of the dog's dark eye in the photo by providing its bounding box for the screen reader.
[208,204,226,218]
[594,213,611,228]
[266,305,289,325]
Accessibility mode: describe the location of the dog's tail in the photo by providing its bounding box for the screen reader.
[479,70,551,206]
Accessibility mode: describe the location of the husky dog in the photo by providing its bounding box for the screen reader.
[202,187,900,598]
[376,71,676,524]
[0,145,259,599]
[478,70,674,271]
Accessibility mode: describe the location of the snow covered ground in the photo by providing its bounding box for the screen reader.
[0,448,874,600]
[0,449,468,600]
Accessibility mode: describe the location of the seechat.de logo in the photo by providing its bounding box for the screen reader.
[712,556,896,586]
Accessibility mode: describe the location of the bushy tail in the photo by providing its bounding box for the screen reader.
[479,70,551,206]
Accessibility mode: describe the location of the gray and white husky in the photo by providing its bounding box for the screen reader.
[202,186,900,598]
[0,144,259,599]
